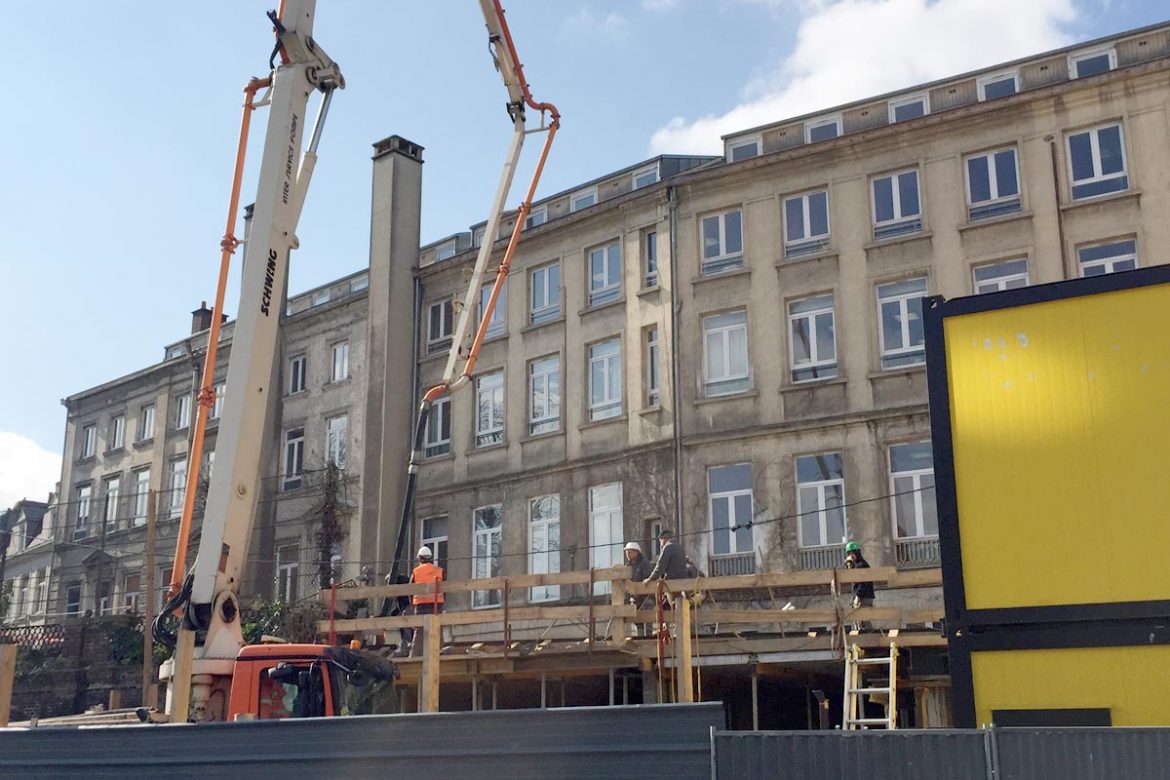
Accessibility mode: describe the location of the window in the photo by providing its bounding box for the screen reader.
[133,468,150,526]
[570,188,597,212]
[528,356,560,435]
[479,279,507,338]
[878,278,927,369]
[96,580,114,616]
[966,148,1021,220]
[123,574,142,614]
[174,393,191,430]
[109,415,125,450]
[632,166,658,189]
[872,169,922,239]
[645,326,661,407]
[588,339,622,421]
[472,226,487,248]
[642,230,658,288]
[472,505,503,608]
[311,289,330,306]
[35,570,48,615]
[709,464,753,559]
[1078,239,1137,277]
[805,116,841,143]
[326,415,348,468]
[427,300,454,352]
[797,453,846,548]
[889,95,928,122]
[331,341,349,382]
[588,242,621,306]
[210,383,226,420]
[435,241,458,261]
[81,424,96,458]
[529,495,561,602]
[890,442,937,539]
[65,582,82,616]
[703,310,750,396]
[420,515,448,571]
[288,355,307,395]
[169,458,187,516]
[728,137,760,161]
[475,371,505,446]
[138,404,155,442]
[350,274,368,293]
[701,209,744,275]
[525,206,547,230]
[1067,124,1128,200]
[974,258,1029,293]
[75,485,92,540]
[276,543,300,603]
[158,568,173,610]
[283,428,305,490]
[530,262,561,324]
[424,397,451,457]
[789,295,837,382]
[102,476,121,529]
[978,71,1018,101]
[1071,48,1115,78]
[588,483,623,596]
[784,190,830,258]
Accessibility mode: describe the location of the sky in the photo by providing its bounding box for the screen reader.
[1,0,1163,508]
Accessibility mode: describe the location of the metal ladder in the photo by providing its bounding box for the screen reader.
[843,642,898,729]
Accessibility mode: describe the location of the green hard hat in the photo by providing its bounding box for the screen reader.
[844,542,861,553]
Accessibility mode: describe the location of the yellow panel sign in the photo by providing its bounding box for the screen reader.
[943,284,1170,609]
[971,645,1170,726]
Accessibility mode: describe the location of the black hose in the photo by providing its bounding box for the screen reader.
[151,573,194,650]
[388,402,431,586]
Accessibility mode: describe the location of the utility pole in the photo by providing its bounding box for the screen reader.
[142,490,156,708]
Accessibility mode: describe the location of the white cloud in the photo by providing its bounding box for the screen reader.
[650,0,1078,154]
[562,7,631,41]
[0,432,60,509]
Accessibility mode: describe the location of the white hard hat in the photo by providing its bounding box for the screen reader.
[624,541,642,553]
[418,546,433,559]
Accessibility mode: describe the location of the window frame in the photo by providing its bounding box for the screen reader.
[708,463,754,557]
[75,484,92,540]
[588,483,623,596]
[276,542,301,603]
[472,505,503,608]
[478,279,508,338]
[700,208,744,275]
[644,325,661,408]
[788,294,838,383]
[528,494,561,602]
[977,70,1019,101]
[420,515,449,572]
[330,341,349,383]
[524,205,548,230]
[642,229,658,288]
[569,187,598,212]
[795,453,847,549]
[475,370,505,447]
[138,404,155,442]
[702,310,750,397]
[426,299,454,353]
[877,277,928,370]
[168,457,187,516]
[102,475,121,530]
[132,468,150,526]
[1066,123,1129,201]
[1070,47,1116,79]
[783,189,831,258]
[964,146,1022,220]
[632,166,659,190]
[973,258,1030,294]
[587,241,622,307]
[325,414,348,468]
[529,261,561,325]
[588,338,623,421]
[804,114,842,143]
[81,424,96,458]
[871,168,922,239]
[1077,238,1138,277]
[174,393,191,430]
[889,441,938,540]
[288,355,307,395]
[210,383,226,420]
[283,428,305,490]
[888,93,929,123]
[109,414,125,450]
[528,355,561,436]
[727,136,761,161]
[424,396,452,458]
[435,240,458,262]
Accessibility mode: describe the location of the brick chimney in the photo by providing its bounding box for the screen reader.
[191,301,213,334]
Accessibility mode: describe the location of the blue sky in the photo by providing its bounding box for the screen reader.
[1,0,1163,506]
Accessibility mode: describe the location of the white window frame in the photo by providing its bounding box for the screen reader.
[110,414,125,450]
[122,573,141,614]
[708,464,754,557]
[283,428,305,490]
[326,414,348,468]
[311,289,330,307]
[75,484,92,539]
[138,404,155,442]
[632,166,659,189]
[288,355,307,395]
[788,295,838,383]
[1070,47,1116,79]
[783,190,830,258]
[276,542,300,603]
[472,226,486,247]
[645,326,660,408]
[642,229,658,288]
[475,370,505,447]
[871,169,922,239]
[796,453,847,549]
[973,258,1030,294]
[435,240,458,261]
[700,208,744,275]
[890,442,937,540]
[35,570,48,616]
[132,468,150,526]
[103,475,121,529]
[96,580,114,616]
[877,277,928,370]
[588,483,623,596]
[479,280,507,338]
[587,241,622,307]
[977,70,1019,101]
[427,299,454,353]
[1078,238,1138,277]
[588,339,622,421]
[528,355,560,435]
[331,341,349,382]
[727,136,761,161]
[420,515,448,572]
[528,495,561,602]
[210,383,226,420]
[81,424,96,458]
[570,187,597,212]
[888,93,929,123]
[350,274,368,293]
[174,393,191,430]
[964,147,1021,220]
[1066,123,1129,200]
[64,582,82,616]
[804,114,841,143]
[524,205,547,230]
[530,262,561,325]
[424,396,451,458]
[472,505,503,608]
[703,310,750,397]
[168,458,187,516]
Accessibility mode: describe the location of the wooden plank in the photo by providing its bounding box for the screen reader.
[676,598,694,703]
[420,615,441,713]
[170,629,196,722]
[0,644,16,727]
[610,577,627,646]
[319,604,637,634]
[694,607,944,624]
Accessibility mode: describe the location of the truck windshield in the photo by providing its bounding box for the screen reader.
[328,665,399,716]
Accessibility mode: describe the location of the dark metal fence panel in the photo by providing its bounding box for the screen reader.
[0,703,724,779]
[714,730,990,780]
[996,728,1170,780]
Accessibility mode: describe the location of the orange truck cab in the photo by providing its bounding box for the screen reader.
[226,644,399,721]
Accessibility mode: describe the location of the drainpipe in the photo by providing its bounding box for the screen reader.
[1047,136,1068,274]
[409,275,422,556]
[667,185,684,538]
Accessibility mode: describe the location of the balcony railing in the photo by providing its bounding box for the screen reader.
[707,552,756,577]
[799,546,845,571]
[895,537,941,568]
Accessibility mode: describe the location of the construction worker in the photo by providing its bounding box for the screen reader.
[625,542,653,637]
[643,529,688,583]
[844,541,875,630]
[400,546,444,656]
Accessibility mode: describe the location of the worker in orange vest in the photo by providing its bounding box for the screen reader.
[401,546,444,657]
